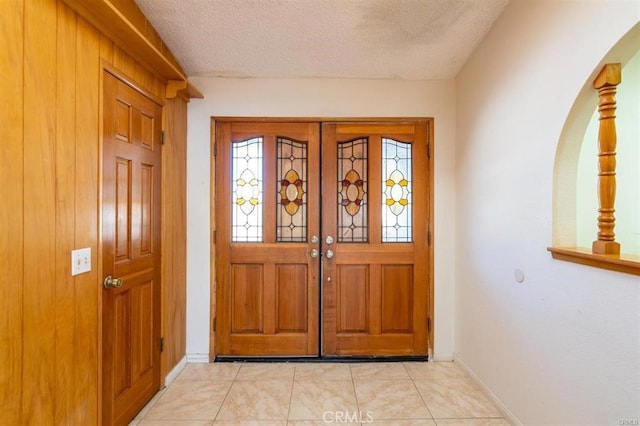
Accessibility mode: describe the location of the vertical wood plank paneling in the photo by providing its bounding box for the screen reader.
[3,1,181,422]
[113,46,137,84]
[99,33,114,64]
[74,16,100,424]
[162,97,188,374]
[23,0,57,423]
[0,0,24,423]
[55,2,77,424]
[134,64,154,98]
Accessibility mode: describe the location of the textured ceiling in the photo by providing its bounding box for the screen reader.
[135,0,509,80]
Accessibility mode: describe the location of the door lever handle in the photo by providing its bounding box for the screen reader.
[103,275,123,289]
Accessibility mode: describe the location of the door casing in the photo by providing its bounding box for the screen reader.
[209,117,434,359]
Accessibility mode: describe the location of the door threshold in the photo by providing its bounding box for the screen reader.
[214,355,429,363]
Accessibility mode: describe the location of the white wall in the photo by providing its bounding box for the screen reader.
[456,1,640,425]
[186,78,457,360]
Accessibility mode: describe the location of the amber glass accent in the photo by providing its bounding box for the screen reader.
[277,137,307,242]
[232,137,263,242]
[338,138,368,242]
[382,138,412,242]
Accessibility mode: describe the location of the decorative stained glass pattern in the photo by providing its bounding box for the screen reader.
[382,138,412,242]
[338,138,368,242]
[277,137,307,242]
[232,138,263,242]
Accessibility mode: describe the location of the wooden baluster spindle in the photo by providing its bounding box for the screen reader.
[592,63,621,255]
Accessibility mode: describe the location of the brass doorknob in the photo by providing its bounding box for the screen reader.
[103,275,123,289]
[325,249,335,259]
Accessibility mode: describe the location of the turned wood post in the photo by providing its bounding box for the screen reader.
[592,63,621,255]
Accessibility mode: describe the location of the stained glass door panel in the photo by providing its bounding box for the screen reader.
[215,122,320,356]
[321,123,430,356]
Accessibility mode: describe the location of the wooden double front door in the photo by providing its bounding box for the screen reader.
[215,121,431,357]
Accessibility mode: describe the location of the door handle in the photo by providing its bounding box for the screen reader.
[325,249,335,259]
[103,275,123,289]
[310,249,320,258]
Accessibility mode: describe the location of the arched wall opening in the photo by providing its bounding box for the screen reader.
[553,22,640,255]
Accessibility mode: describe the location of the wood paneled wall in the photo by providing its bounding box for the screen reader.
[162,97,189,375]
[0,0,188,423]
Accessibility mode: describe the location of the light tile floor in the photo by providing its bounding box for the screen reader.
[129,361,511,425]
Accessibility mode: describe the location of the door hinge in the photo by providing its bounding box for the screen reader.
[213,142,217,158]
[427,317,431,333]
[212,229,216,242]
[427,229,432,245]
[427,142,431,159]
[212,317,216,332]
[160,131,165,145]
[160,337,165,353]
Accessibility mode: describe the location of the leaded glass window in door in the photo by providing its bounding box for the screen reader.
[382,138,412,242]
[337,138,368,242]
[232,137,263,242]
[277,137,308,242]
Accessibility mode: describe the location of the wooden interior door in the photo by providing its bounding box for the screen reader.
[321,122,430,356]
[102,71,162,425]
[215,122,320,356]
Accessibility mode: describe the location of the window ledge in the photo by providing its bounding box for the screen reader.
[548,247,640,276]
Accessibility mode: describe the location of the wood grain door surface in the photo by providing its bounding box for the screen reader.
[102,71,162,425]
[321,123,429,356]
[215,122,321,356]
[215,121,430,357]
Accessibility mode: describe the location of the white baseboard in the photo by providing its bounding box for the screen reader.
[164,356,187,387]
[431,352,454,362]
[453,353,522,426]
[186,353,210,363]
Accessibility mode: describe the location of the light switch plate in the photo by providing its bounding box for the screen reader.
[71,247,91,276]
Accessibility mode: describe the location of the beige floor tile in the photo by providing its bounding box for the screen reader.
[177,363,241,381]
[354,380,431,420]
[288,380,358,420]
[144,381,232,421]
[138,421,213,425]
[404,362,468,381]
[414,377,501,419]
[132,388,167,421]
[288,415,362,424]
[294,363,352,380]
[435,419,510,426]
[350,362,410,380]
[216,379,292,420]
[367,420,437,425]
[138,362,508,426]
[214,421,287,425]
[236,363,296,380]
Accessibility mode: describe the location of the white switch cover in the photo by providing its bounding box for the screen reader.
[71,247,91,276]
